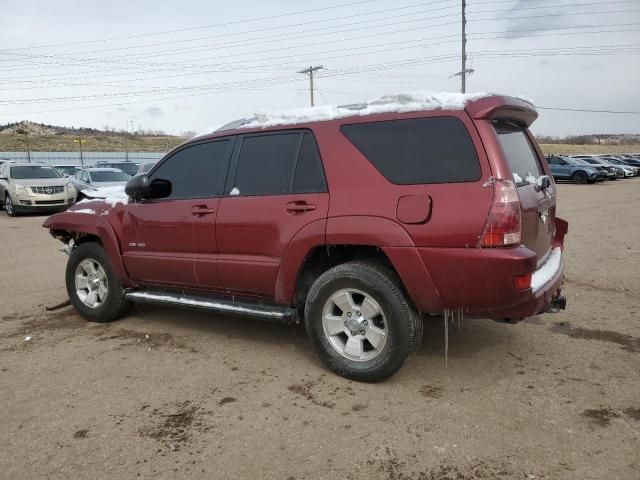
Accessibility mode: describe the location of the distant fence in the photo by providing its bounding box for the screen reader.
[0,151,165,166]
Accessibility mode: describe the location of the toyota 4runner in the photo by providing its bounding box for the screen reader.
[43,92,568,381]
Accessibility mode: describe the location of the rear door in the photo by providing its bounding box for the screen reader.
[213,130,328,298]
[121,139,233,288]
[493,121,554,264]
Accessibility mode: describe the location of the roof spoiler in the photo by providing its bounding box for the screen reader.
[466,95,538,128]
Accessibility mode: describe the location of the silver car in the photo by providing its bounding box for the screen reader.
[71,167,130,199]
[0,162,77,216]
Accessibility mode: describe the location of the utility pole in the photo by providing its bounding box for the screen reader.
[297,65,324,107]
[453,0,474,92]
[73,138,85,167]
[461,0,466,93]
[16,128,31,162]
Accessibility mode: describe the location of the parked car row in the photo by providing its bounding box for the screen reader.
[0,161,141,216]
[546,153,640,184]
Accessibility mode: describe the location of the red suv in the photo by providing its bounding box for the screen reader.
[44,93,568,381]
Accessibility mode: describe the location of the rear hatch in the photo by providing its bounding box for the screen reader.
[493,120,555,265]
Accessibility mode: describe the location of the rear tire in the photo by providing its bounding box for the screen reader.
[304,261,420,382]
[65,242,130,323]
[572,171,588,184]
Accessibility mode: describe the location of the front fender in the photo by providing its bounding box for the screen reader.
[43,211,131,285]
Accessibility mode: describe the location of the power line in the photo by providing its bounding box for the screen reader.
[538,107,640,114]
[0,12,464,73]
[0,2,455,64]
[0,0,384,52]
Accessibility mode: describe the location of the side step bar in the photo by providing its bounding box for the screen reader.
[125,290,297,323]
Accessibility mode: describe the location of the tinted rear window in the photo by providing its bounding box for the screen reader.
[340,117,481,184]
[494,122,543,182]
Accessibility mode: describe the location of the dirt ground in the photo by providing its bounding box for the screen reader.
[1,180,638,479]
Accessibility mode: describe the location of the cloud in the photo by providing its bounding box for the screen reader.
[143,106,164,118]
[500,0,577,39]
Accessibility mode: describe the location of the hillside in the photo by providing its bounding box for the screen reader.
[1,121,638,155]
[0,134,186,152]
[0,120,106,136]
[0,120,186,152]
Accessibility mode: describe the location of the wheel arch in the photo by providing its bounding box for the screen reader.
[43,212,132,285]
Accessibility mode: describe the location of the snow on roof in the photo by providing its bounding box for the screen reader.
[202,91,493,135]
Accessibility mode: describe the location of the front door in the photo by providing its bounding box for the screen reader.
[121,138,233,288]
[213,131,329,298]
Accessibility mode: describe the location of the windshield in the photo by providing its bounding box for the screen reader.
[91,170,130,182]
[494,121,542,183]
[11,166,61,179]
[141,162,156,173]
[55,166,78,175]
[103,163,138,175]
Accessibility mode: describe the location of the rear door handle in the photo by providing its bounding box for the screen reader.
[191,205,216,216]
[286,201,316,214]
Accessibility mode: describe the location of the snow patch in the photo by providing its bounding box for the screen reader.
[79,185,129,207]
[513,172,523,183]
[230,187,240,196]
[532,247,563,293]
[199,91,492,133]
[71,208,96,214]
[25,336,32,341]
[525,173,538,185]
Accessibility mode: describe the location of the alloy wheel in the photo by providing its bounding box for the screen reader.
[74,258,109,309]
[321,288,388,362]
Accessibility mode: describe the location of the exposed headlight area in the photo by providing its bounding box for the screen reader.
[14,183,28,196]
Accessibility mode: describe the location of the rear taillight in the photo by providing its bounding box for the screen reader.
[479,179,521,247]
[513,273,532,290]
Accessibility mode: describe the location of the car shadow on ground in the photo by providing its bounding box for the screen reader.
[116,303,533,364]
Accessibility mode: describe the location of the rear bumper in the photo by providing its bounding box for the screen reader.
[386,218,568,320]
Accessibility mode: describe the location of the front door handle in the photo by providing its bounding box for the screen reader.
[286,201,316,214]
[191,205,216,216]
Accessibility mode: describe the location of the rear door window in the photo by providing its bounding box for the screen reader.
[233,133,301,196]
[493,122,543,183]
[340,116,481,184]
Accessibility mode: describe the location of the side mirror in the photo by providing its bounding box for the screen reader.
[125,174,151,200]
[538,175,552,190]
[149,178,172,199]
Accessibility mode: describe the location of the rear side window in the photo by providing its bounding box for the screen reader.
[494,122,543,182]
[151,139,230,199]
[340,117,481,184]
[292,132,327,193]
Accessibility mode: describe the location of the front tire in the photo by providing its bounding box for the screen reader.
[305,262,421,382]
[572,171,588,184]
[5,194,18,216]
[65,242,130,323]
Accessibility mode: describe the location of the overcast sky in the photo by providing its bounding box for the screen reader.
[1,0,638,136]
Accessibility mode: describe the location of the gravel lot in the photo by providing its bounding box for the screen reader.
[1,181,638,480]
